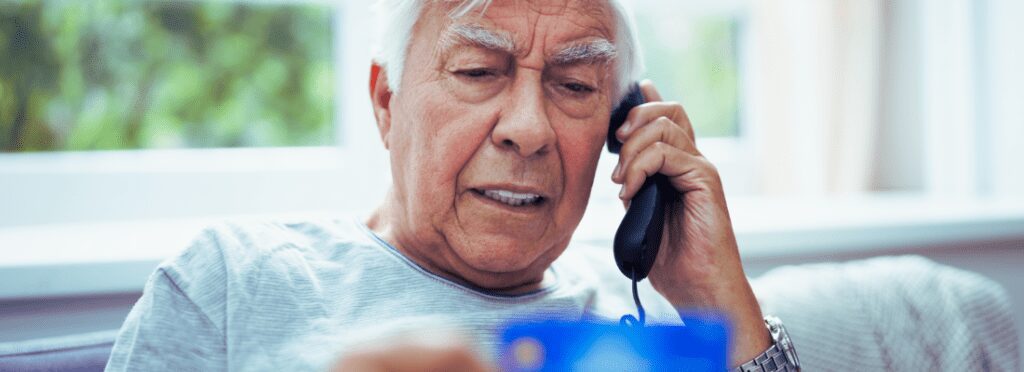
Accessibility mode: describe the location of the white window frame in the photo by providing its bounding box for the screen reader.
[0,1,392,227]
[0,1,758,228]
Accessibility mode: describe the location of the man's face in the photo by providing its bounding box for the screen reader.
[379,0,617,288]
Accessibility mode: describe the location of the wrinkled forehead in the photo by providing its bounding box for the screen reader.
[427,0,617,59]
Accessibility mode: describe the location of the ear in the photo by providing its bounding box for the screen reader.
[369,62,393,150]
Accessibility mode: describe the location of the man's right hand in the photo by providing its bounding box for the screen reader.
[331,336,492,372]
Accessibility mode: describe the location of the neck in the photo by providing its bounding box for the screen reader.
[365,192,551,296]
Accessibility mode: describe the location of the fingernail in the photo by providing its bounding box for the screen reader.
[619,121,632,134]
[612,162,621,179]
[619,185,626,198]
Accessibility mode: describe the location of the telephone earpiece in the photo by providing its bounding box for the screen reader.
[607,83,673,282]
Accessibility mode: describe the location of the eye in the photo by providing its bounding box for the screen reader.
[555,80,597,98]
[455,68,498,80]
[562,82,595,93]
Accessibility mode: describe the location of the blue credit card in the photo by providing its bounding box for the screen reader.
[498,316,729,372]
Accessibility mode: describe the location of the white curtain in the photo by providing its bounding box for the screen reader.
[742,0,1024,198]
[980,0,1024,197]
[745,0,883,196]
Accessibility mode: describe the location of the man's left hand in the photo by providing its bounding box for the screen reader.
[611,80,770,367]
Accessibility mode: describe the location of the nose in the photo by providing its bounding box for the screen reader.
[491,76,556,157]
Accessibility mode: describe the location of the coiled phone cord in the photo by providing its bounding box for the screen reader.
[619,269,646,328]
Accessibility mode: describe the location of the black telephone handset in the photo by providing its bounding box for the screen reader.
[607,83,673,283]
[608,83,675,326]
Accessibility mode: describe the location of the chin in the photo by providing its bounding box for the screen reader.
[453,235,557,274]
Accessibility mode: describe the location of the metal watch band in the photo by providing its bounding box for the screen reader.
[731,315,800,372]
[732,343,797,372]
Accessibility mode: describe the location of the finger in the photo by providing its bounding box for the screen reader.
[618,143,716,201]
[616,102,682,139]
[613,117,697,184]
[421,346,492,372]
[336,343,492,372]
[397,343,491,372]
[616,102,695,143]
[620,80,696,141]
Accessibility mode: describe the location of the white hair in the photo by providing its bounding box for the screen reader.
[373,0,644,103]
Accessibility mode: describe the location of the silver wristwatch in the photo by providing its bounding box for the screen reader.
[732,315,800,372]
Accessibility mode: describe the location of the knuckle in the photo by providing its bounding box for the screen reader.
[431,346,476,368]
[335,350,379,369]
[699,157,719,175]
[669,102,684,117]
[654,116,673,128]
[654,116,686,140]
[629,159,648,180]
[622,145,639,161]
[444,346,475,360]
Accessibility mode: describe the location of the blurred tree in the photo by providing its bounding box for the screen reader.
[634,14,741,138]
[0,1,60,151]
[0,0,334,152]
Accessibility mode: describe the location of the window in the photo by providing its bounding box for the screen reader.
[0,1,385,227]
[2,0,1020,231]
[632,4,744,138]
[0,0,334,152]
[1,0,755,228]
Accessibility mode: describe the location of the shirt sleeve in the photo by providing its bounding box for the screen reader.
[105,230,229,371]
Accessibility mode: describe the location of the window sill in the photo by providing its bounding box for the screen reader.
[577,194,1024,258]
[2,196,1023,300]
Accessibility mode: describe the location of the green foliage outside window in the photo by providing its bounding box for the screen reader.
[635,14,741,137]
[0,0,334,152]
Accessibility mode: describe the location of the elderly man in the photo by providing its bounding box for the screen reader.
[103,0,1024,370]
[99,0,962,370]
[103,0,786,370]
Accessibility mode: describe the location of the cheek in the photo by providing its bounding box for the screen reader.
[555,123,606,203]
[393,86,496,202]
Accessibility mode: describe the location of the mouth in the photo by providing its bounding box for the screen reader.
[471,188,547,207]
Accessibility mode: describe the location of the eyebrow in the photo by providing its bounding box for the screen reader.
[549,39,617,66]
[441,23,516,55]
[441,23,617,66]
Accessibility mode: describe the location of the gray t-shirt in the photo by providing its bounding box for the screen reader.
[105,217,678,371]
[105,216,1023,371]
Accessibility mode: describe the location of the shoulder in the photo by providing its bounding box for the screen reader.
[154,216,378,314]
[165,215,372,270]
